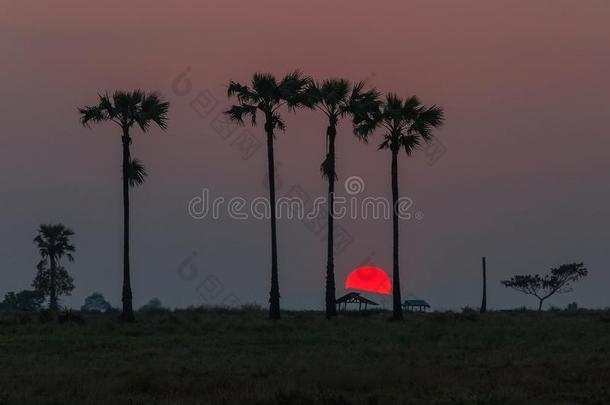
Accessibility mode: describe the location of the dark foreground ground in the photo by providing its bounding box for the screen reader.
[1,309,610,405]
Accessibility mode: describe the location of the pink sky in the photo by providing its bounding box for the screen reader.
[1,0,609,309]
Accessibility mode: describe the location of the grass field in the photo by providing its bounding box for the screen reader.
[1,309,610,404]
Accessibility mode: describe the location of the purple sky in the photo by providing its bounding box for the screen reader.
[1,0,609,310]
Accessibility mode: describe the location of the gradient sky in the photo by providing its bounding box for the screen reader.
[1,0,609,310]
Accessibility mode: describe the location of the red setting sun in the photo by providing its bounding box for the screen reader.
[345,266,391,295]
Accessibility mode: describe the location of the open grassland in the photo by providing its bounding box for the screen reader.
[1,309,610,404]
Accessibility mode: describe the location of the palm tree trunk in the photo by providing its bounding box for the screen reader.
[121,130,135,322]
[325,125,337,318]
[49,255,58,311]
[265,121,280,320]
[391,148,403,320]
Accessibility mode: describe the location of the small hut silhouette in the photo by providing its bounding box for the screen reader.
[336,292,379,312]
[403,299,431,312]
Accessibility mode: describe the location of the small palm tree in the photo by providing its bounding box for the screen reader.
[307,79,381,318]
[226,71,311,320]
[34,224,75,311]
[359,94,444,320]
[79,90,169,322]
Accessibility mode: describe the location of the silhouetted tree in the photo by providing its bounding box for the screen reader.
[33,224,75,311]
[32,262,75,307]
[140,298,164,312]
[501,262,588,311]
[79,90,169,322]
[81,292,112,312]
[226,71,311,320]
[307,79,381,318]
[358,94,444,320]
[0,290,45,311]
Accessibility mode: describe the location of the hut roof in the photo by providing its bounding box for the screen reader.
[336,292,378,306]
[404,299,430,307]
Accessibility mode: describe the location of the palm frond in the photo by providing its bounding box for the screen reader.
[320,78,350,108]
[279,70,313,110]
[377,137,391,150]
[410,104,444,141]
[112,90,133,119]
[272,113,286,132]
[349,81,382,115]
[304,81,323,106]
[226,71,312,134]
[34,224,76,262]
[98,93,114,114]
[225,104,257,126]
[252,72,279,104]
[227,81,259,104]
[320,154,337,181]
[79,90,169,133]
[401,134,421,155]
[402,95,421,115]
[349,81,382,141]
[78,106,105,127]
[371,93,444,156]
[136,92,170,131]
[127,158,147,187]
[79,92,116,127]
[384,93,403,117]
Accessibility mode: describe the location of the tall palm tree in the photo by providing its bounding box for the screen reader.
[34,224,75,311]
[307,79,381,318]
[359,94,444,320]
[226,71,311,320]
[79,90,169,322]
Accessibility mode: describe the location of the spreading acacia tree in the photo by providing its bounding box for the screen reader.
[79,90,169,322]
[502,262,588,311]
[33,224,75,311]
[226,71,312,320]
[358,94,444,320]
[306,79,381,318]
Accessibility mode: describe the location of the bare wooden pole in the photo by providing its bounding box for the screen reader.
[481,257,487,313]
